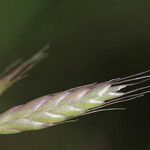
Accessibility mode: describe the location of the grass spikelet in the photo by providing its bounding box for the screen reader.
[0,69,149,134]
[0,44,49,96]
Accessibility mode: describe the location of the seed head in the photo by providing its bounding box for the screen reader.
[0,70,149,134]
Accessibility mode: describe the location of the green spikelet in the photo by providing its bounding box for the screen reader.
[0,46,149,134]
[0,70,149,134]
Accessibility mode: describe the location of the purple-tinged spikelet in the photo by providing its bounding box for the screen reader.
[0,45,49,96]
[0,70,149,134]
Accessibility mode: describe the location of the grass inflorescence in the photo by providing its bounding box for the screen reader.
[0,46,149,134]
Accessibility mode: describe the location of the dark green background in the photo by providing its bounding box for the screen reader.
[0,0,149,150]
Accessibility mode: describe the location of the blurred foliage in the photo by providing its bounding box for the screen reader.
[0,0,149,150]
